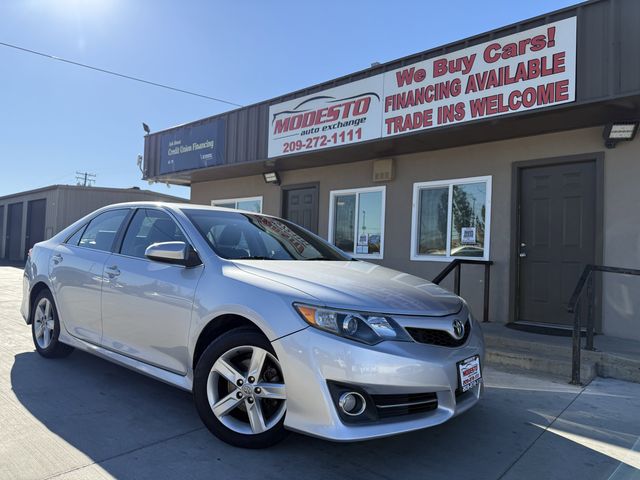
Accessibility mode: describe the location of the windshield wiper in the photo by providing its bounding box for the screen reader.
[233,256,274,260]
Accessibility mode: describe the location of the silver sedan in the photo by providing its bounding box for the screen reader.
[21,202,484,448]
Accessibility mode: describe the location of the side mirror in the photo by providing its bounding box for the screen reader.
[145,241,201,267]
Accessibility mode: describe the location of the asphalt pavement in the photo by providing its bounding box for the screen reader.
[0,266,638,480]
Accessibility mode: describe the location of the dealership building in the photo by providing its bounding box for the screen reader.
[143,0,640,341]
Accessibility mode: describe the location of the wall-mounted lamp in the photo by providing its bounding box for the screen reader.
[263,171,281,185]
[603,121,639,149]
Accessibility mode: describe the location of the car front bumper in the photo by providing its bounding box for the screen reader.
[272,320,484,441]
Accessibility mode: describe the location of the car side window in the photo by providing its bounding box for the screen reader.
[78,210,129,252]
[120,209,187,259]
[65,224,87,246]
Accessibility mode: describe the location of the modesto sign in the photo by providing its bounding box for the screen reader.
[268,17,576,158]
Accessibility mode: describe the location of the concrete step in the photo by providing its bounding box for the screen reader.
[485,331,573,356]
[485,345,597,383]
[595,351,640,383]
[483,329,640,384]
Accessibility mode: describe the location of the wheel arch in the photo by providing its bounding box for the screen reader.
[192,314,266,370]
[27,281,52,324]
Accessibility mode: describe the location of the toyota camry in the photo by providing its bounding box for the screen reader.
[21,202,484,448]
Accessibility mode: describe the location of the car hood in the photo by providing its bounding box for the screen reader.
[231,260,462,316]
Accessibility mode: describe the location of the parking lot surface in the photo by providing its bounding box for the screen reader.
[0,266,638,480]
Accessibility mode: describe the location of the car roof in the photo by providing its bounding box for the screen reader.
[100,201,269,216]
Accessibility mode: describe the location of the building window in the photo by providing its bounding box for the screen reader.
[411,176,491,261]
[329,186,385,259]
[211,196,262,213]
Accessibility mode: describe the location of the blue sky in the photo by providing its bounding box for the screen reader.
[0,0,577,199]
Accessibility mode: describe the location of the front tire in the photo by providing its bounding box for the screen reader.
[31,290,74,358]
[193,328,288,448]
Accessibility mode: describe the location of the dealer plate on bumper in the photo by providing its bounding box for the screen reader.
[458,355,482,392]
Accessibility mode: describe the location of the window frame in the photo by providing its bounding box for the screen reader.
[73,208,132,253]
[211,196,263,212]
[410,175,492,262]
[328,185,386,260]
[114,207,195,263]
[64,223,88,245]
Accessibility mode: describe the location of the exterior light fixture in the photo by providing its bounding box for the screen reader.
[603,121,639,148]
[263,172,281,185]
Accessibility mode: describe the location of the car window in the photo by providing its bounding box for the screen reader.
[183,209,351,261]
[120,209,187,259]
[78,209,129,252]
[65,224,88,246]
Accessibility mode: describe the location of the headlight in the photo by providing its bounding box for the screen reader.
[294,304,412,345]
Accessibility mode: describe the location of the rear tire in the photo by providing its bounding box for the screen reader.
[31,290,74,359]
[193,328,288,448]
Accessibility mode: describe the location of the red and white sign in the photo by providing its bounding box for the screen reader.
[267,76,383,158]
[268,17,576,157]
[383,17,576,137]
[458,355,482,392]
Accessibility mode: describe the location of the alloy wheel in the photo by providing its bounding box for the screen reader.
[33,297,55,349]
[206,345,286,435]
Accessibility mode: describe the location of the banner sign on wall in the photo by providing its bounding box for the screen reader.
[382,17,576,137]
[268,17,576,158]
[267,76,383,158]
[159,120,226,174]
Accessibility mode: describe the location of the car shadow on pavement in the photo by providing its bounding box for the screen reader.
[10,350,585,480]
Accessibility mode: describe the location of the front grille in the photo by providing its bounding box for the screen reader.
[406,320,471,347]
[371,392,438,419]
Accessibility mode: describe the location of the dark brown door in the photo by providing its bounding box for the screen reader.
[282,185,319,234]
[25,199,47,258]
[5,202,24,261]
[518,161,596,326]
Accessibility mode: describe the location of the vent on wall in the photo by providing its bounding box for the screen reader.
[372,158,394,182]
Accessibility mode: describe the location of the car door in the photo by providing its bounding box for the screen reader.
[100,208,203,375]
[50,208,131,344]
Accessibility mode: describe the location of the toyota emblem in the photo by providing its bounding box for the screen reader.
[452,319,465,339]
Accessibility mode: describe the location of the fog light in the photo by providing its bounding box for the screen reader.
[338,392,366,416]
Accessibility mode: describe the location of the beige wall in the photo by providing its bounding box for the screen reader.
[0,189,60,260]
[191,126,640,340]
[0,187,184,261]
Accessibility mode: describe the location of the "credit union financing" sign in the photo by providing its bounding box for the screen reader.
[159,119,226,174]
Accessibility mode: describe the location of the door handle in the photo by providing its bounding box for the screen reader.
[519,242,527,258]
[52,253,63,264]
[106,265,121,277]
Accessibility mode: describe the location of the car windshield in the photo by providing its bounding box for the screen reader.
[183,208,351,261]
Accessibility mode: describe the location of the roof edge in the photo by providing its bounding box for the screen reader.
[147,0,595,137]
[0,184,187,203]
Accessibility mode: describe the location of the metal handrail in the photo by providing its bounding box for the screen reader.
[432,259,493,323]
[567,264,640,385]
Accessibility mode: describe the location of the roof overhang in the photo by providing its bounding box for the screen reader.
[151,95,640,185]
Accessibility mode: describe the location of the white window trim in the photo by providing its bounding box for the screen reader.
[328,186,386,260]
[410,175,492,262]
[211,196,263,212]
